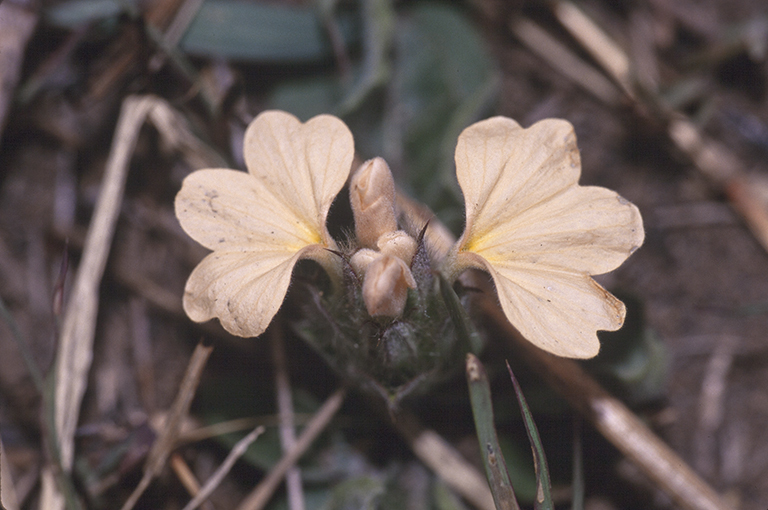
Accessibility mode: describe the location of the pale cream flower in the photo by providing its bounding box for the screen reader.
[443,117,644,358]
[174,110,354,337]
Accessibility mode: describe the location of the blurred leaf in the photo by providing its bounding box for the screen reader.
[336,0,395,115]
[270,75,344,121]
[392,2,498,231]
[45,0,132,28]
[268,2,496,230]
[180,0,357,62]
[506,362,553,510]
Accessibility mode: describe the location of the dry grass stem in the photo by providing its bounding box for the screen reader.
[145,98,227,169]
[120,341,214,510]
[509,17,621,106]
[170,453,216,510]
[41,95,156,510]
[235,388,347,510]
[179,415,313,444]
[552,1,634,96]
[695,337,736,478]
[169,453,207,504]
[44,90,229,510]
[171,453,201,493]
[532,3,768,257]
[393,412,495,510]
[181,426,265,510]
[410,429,496,510]
[270,326,305,510]
[1,436,21,510]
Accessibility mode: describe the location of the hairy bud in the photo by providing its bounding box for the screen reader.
[350,157,398,248]
[377,230,417,265]
[362,255,416,318]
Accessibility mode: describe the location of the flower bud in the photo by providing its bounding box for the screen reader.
[362,255,416,318]
[350,157,398,248]
[349,248,379,276]
[377,230,417,265]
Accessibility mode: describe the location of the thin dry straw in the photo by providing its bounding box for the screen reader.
[181,426,265,510]
[41,96,157,510]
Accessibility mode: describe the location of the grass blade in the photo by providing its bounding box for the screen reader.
[506,361,553,510]
[466,353,520,510]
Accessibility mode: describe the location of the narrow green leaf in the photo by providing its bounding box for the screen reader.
[506,361,553,510]
[466,354,521,510]
[439,276,483,355]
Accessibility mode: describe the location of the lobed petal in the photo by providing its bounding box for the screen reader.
[453,116,644,357]
[243,110,354,246]
[175,111,354,337]
[183,246,326,338]
[459,252,623,358]
[176,168,323,253]
[467,184,643,275]
[455,117,580,249]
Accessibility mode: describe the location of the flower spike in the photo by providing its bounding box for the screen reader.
[175,111,354,337]
[448,117,644,358]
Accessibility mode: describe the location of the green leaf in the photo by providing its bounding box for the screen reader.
[466,354,521,510]
[506,362,553,510]
[180,0,357,62]
[439,276,483,355]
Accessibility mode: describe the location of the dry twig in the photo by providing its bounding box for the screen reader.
[181,426,265,510]
[1,436,21,510]
[41,95,157,510]
[235,388,346,510]
[270,326,305,510]
[543,0,768,256]
[394,413,495,510]
[120,341,214,510]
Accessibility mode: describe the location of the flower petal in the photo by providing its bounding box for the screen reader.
[183,246,324,337]
[452,116,644,357]
[455,116,643,274]
[176,168,323,253]
[244,110,354,246]
[459,253,623,358]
